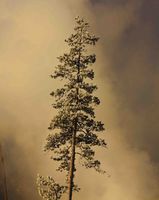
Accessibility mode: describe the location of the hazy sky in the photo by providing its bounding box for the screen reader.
[0,1,159,200]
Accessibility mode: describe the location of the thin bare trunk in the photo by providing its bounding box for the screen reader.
[0,144,8,200]
[68,119,77,200]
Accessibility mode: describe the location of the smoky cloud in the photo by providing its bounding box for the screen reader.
[87,0,159,199]
[91,0,159,162]
[0,0,159,200]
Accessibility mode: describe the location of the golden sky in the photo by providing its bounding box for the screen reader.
[0,0,159,200]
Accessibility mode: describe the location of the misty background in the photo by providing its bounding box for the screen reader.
[0,0,159,200]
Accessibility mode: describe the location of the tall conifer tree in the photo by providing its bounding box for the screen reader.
[37,17,106,200]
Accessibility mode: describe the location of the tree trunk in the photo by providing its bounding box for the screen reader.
[68,45,80,200]
[68,118,77,200]
[0,144,8,200]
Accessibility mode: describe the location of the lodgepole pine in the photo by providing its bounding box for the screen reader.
[37,16,106,200]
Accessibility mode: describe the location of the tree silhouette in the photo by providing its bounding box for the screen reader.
[37,16,106,200]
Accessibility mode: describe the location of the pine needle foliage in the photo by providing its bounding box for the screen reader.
[37,16,106,200]
[37,174,67,200]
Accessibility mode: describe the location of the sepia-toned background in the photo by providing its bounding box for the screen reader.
[0,0,159,199]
